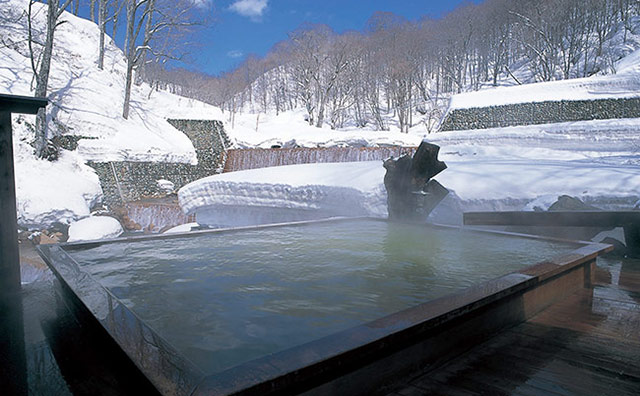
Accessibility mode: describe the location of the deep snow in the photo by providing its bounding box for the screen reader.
[1,0,639,233]
[178,161,388,226]
[67,216,123,242]
[448,61,640,110]
[1,0,220,229]
[179,152,640,227]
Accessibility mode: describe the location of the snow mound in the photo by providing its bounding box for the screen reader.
[180,157,640,227]
[617,48,640,75]
[12,117,102,229]
[428,117,640,158]
[226,108,423,148]
[67,216,123,242]
[178,162,388,227]
[163,223,199,234]
[437,159,640,202]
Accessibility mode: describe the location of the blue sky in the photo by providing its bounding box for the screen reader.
[194,0,480,76]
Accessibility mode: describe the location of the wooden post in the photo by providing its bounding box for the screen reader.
[0,110,21,294]
[0,94,47,395]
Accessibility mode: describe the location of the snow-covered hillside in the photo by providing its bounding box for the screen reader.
[227,108,423,149]
[2,0,639,233]
[0,0,221,228]
[180,49,640,227]
[448,58,640,110]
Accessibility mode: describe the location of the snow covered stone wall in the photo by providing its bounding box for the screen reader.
[440,98,640,131]
[88,120,229,206]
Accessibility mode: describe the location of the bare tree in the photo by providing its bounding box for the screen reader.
[315,31,351,128]
[151,0,636,132]
[110,0,125,39]
[96,0,125,70]
[288,24,332,126]
[97,0,108,69]
[90,0,96,21]
[28,0,73,158]
[121,0,201,119]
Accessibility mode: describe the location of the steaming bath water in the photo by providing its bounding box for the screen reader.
[67,219,575,375]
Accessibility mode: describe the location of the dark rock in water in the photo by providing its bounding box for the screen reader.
[383,141,448,222]
[601,237,629,257]
[548,195,600,211]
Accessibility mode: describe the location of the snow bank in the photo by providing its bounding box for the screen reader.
[437,159,640,202]
[179,162,388,226]
[427,117,640,161]
[448,73,640,111]
[617,48,640,75]
[180,156,640,227]
[12,116,102,229]
[67,216,123,242]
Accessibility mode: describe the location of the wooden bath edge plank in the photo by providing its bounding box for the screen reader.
[34,218,612,396]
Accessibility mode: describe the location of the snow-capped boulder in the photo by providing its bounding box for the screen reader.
[67,216,123,242]
[163,222,200,234]
[157,179,176,193]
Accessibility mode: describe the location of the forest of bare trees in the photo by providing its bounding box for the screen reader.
[146,0,640,132]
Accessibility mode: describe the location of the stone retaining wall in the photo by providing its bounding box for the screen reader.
[88,119,229,206]
[439,98,640,131]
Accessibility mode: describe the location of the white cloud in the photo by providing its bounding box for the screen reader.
[229,0,268,21]
[191,0,212,8]
[227,50,244,58]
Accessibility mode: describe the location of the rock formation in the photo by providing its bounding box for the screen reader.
[383,141,448,222]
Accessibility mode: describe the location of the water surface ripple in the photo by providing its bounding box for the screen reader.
[68,220,574,374]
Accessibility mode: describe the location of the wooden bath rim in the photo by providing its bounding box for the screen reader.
[37,217,613,396]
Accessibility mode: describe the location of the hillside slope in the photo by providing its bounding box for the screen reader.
[1,0,639,231]
[0,0,222,228]
[447,49,640,111]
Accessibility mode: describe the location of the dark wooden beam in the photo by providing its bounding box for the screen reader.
[464,211,640,228]
[0,94,47,293]
[0,94,47,395]
[0,93,48,115]
[0,111,27,395]
[463,211,640,254]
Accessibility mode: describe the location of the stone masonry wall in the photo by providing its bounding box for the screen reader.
[439,98,640,131]
[88,119,229,207]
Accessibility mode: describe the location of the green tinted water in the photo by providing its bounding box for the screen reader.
[68,220,575,375]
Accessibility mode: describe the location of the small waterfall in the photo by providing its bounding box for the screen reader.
[125,201,195,233]
[223,146,417,172]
